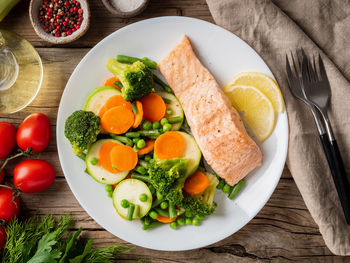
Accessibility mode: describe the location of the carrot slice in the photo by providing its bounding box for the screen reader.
[104,77,120,89]
[137,140,155,155]
[184,171,210,195]
[99,141,121,173]
[154,131,185,159]
[101,106,134,134]
[132,101,143,128]
[99,95,132,118]
[156,214,177,223]
[110,144,138,171]
[140,93,166,122]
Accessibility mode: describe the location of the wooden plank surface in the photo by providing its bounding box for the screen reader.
[0,1,348,262]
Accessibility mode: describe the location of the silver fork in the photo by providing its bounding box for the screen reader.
[301,52,350,224]
[285,51,334,177]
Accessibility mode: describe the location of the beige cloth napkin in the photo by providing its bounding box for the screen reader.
[205,0,350,256]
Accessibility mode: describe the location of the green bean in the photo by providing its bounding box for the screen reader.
[216,180,225,190]
[131,102,138,114]
[110,135,133,146]
[167,116,183,124]
[133,145,139,152]
[142,221,163,230]
[162,123,172,132]
[78,153,87,161]
[148,184,156,195]
[126,203,135,221]
[169,201,177,219]
[149,210,158,219]
[137,139,146,149]
[132,138,140,144]
[131,172,151,183]
[139,130,161,138]
[143,216,151,226]
[90,157,98,165]
[113,80,123,88]
[144,155,152,162]
[166,108,173,115]
[138,160,149,168]
[116,55,158,70]
[162,97,172,104]
[121,199,129,208]
[153,74,172,93]
[228,180,245,199]
[222,184,231,194]
[84,168,89,175]
[135,165,147,175]
[105,184,113,192]
[152,121,160,129]
[160,201,168,210]
[143,121,152,130]
[156,191,163,200]
[170,222,178,229]
[126,131,140,138]
[139,193,148,202]
[151,197,164,208]
[155,208,169,218]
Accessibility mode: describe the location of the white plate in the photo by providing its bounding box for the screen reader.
[57,16,288,251]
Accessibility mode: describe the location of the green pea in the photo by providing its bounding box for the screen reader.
[185,211,193,218]
[160,118,168,126]
[148,185,155,195]
[160,201,168,210]
[192,218,200,226]
[143,121,152,130]
[135,166,147,175]
[107,191,113,198]
[105,184,113,192]
[144,217,151,226]
[196,214,205,220]
[185,218,192,225]
[162,123,172,132]
[139,193,148,202]
[177,217,185,226]
[170,222,178,229]
[166,108,173,115]
[121,199,129,208]
[149,210,158,219]
[223,184,231,194]
[152,122,160,129]
[137,139,146,149]
[90,157,98,165]
[133,145,139,152]
[144,155,152,162]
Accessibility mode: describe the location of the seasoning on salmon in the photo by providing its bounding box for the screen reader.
[158,35,262,186]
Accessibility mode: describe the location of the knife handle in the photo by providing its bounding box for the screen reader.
[328,140,350,225]
[319,134,333,170]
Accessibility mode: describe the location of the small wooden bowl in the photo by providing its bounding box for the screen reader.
[29,0,90,44]
[101,0,149,18]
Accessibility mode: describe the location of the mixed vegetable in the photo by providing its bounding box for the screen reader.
[64,55,244,230]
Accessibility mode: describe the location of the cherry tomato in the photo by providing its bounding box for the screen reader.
[0,122,16,159]
[14,159,55,193]
[0,187,20,223]
[16,113,51,153]
[0,226,6,251]
[0,170,4,184]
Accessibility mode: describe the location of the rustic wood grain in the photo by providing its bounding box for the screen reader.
[0,0,348,262]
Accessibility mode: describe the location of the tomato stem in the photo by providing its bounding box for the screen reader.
[0,220,5,227]
[0,184,21,200]
[0,147,33,173]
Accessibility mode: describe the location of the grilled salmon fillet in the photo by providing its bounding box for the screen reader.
[158,35,262,186]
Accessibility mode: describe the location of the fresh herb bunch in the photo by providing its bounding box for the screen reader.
[0,214,130,263]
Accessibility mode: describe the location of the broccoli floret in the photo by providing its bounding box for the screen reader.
[148,158,188,205]
[182,172,219,216]
[107,58,154,101]
[64,110,100,156]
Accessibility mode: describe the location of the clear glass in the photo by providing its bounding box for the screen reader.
[0,30,43,114]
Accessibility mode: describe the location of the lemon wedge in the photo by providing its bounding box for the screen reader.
[224,72,284,112]
[224,85,275,142]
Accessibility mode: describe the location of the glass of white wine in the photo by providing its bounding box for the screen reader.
[0,30,43,114]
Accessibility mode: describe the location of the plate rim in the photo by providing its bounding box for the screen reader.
[56,16,289,251]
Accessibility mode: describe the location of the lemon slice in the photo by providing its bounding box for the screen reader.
[224,85,275,142]
[224,72,284,112]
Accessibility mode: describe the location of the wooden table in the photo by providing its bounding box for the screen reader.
[1,0,348,262]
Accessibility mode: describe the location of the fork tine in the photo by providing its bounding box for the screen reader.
[318,53,328,81]
[312,54,318,81]
[290,51,298,76]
